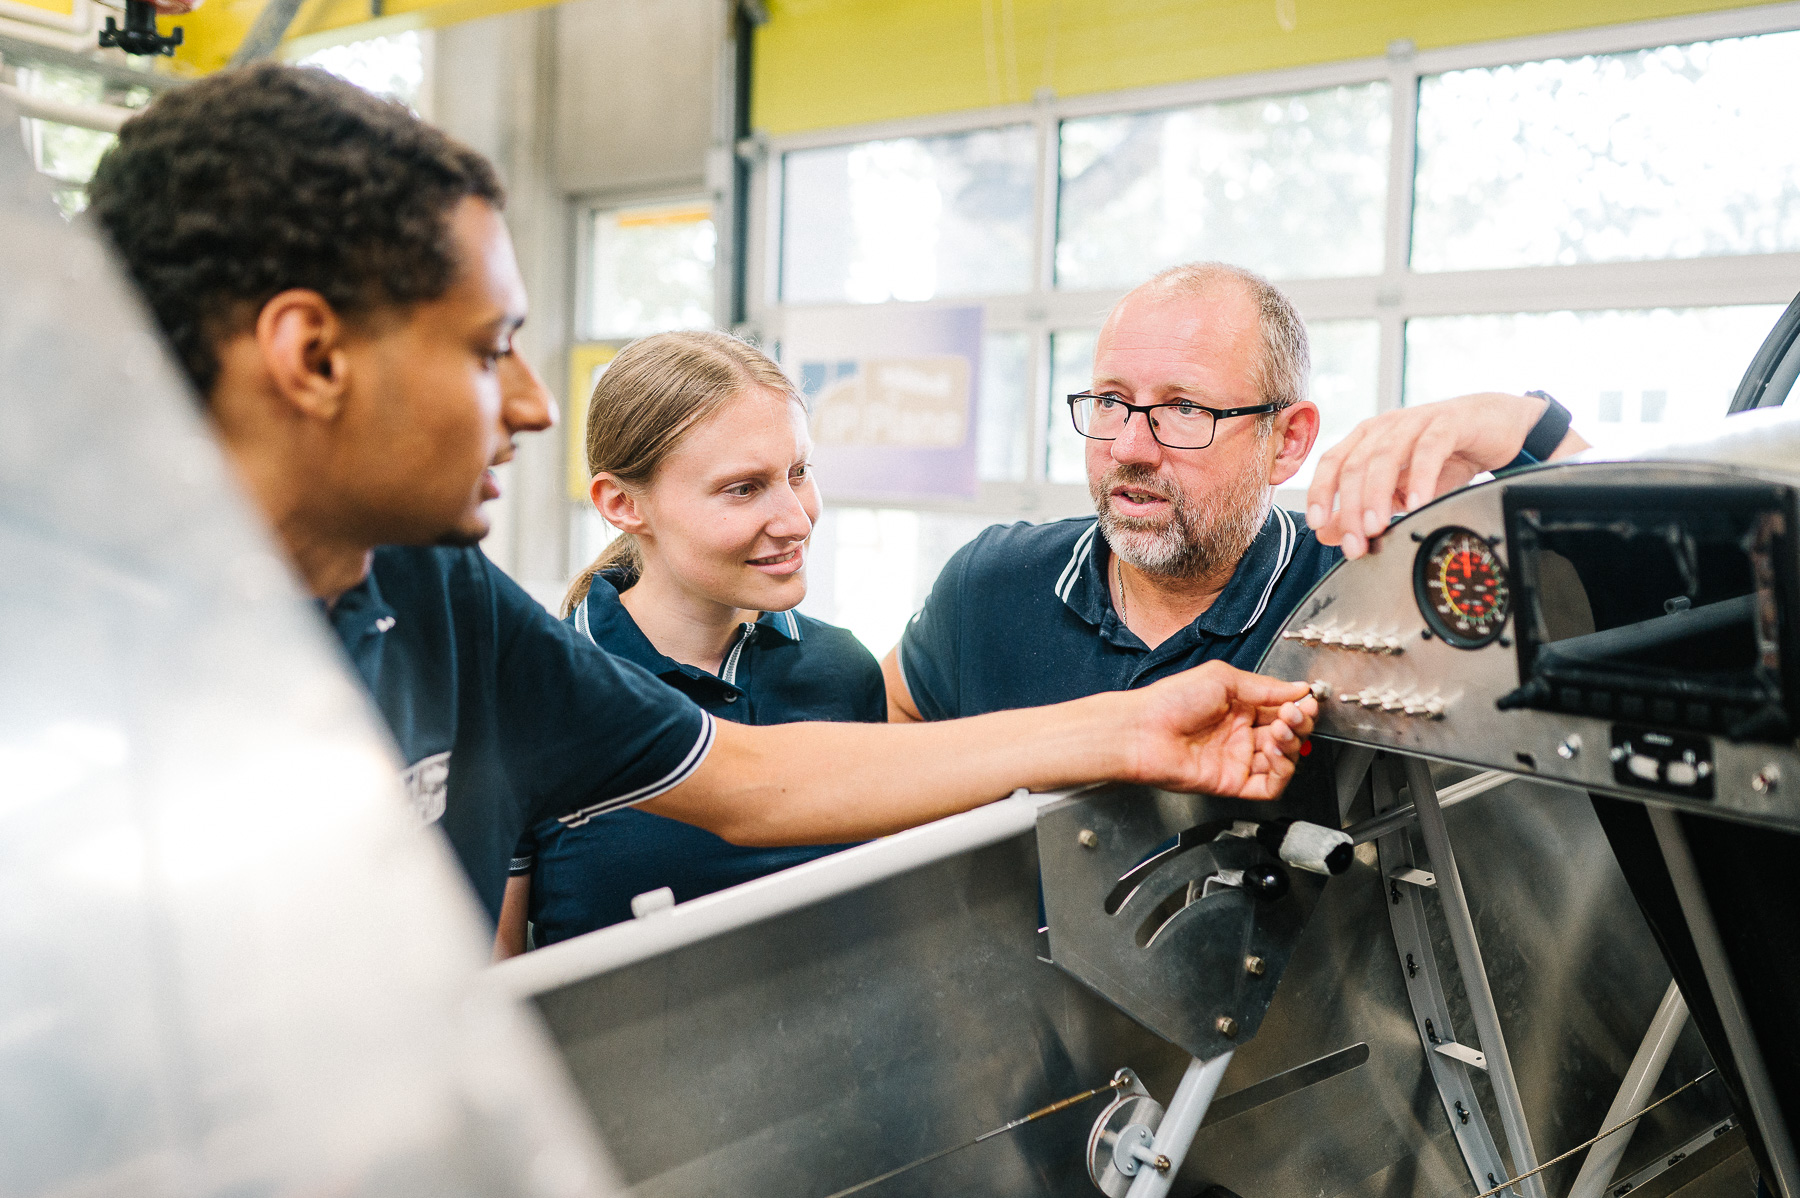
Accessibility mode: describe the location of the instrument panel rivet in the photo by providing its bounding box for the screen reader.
[1753,766,1781,795]
[1244,955,1266,977]
[1077,829,1099,849]
[1216,1015,1239,1038]
[1557,735,1582,761]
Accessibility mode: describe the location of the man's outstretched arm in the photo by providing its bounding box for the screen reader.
[640,661,1317,846]
[1306,391,1591,559]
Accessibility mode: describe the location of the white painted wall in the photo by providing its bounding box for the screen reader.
[432,0,722,601]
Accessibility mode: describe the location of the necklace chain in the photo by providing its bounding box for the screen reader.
[1115,554,1128,623]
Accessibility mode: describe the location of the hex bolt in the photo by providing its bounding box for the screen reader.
[1153,1154,1172,1173]
[1243,955,1266,977]
[1216,1015,1238,1038]
[1078,829,1099,849]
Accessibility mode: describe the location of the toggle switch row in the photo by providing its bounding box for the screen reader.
[1280,625,1405,655]
[1336,688,1445,719]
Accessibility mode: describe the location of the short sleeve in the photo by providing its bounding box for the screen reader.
[508,824,537,876]
[484,557,715,826]
[898,533,979,721]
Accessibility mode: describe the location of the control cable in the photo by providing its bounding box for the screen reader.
[1467,1069,1718,1198]
[816,1075,1131,1198]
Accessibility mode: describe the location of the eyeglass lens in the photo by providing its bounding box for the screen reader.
[1072,395,1215,449]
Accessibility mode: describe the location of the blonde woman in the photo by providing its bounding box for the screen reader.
[496,331,881,954]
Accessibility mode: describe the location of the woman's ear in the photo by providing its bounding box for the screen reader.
[592,473,648,537]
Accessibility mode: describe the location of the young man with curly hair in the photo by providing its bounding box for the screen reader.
[87,63,1318,926]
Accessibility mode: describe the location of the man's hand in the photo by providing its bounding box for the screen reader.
[1306,392,1590,559]
[1122,661,1317,800]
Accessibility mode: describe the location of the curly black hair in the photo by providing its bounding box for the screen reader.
[88,63,504,400]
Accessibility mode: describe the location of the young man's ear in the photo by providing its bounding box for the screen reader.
[256,289,353,420]
[592,474,647,537]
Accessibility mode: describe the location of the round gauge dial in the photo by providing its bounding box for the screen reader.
[1413,527,1511,648]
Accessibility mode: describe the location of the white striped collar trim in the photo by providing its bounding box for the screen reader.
[554,711,718,828]
[1054,522,1099,604]
[1237,507,1300,635]
[574,593,596,645]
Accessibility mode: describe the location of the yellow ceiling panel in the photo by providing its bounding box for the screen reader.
[752,0,1772,134]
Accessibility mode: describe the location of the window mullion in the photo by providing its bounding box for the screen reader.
[1380,42,1421,413]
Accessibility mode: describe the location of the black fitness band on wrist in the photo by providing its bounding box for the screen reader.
[1497,390,1572,474]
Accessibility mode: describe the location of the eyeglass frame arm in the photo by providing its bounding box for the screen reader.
[1066,392,1281,449]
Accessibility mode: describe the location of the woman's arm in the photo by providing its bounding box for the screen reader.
[492,874,531,960]
[641,660,1315,846]
[880,647,923,723]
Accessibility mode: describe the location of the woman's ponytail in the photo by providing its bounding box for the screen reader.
[560,534,643,616]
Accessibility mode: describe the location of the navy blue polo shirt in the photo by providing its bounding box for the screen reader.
[899,508,1341,719]
[512,573,886,945]
[325,547,715,924]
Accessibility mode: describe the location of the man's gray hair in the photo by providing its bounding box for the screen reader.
[1145,262,1310,413]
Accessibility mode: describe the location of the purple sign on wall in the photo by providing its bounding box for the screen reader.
[782,305,983,502]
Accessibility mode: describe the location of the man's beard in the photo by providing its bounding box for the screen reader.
[1090,451,1272,581]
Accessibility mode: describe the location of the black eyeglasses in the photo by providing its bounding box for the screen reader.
[1067,393,1281,451]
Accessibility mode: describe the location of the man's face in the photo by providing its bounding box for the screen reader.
[333,197,554,547]
[1086,285,1276,580]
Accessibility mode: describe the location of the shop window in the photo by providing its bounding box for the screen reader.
[1404,306,1786,452]
[780,126,1037,304]
[585,201,716,339]
[297,31,427,107]
[978,330,1031,482]
[1056,83,1390,290]
[1413,30,1800,271]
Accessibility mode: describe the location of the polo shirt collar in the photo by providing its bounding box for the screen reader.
[572,574,802,683]
[1053,508,1302,639]
[324,564,398,647]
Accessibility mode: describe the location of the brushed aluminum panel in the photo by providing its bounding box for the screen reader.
[0,108,616,1198]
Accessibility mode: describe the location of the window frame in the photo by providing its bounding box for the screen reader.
[741,3,1800,520]
[573,189,719,345]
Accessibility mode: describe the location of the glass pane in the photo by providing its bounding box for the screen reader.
[297,31,427,106]
[1294,319,1380,487]
[979,331,1030,482]
[1048,321,1378,487]
[780,126,1036,304]
[1057,83,1390,290]
[587,202,716,339]
[1047,330,1098,484]
[1414,31,1800,272]
[17,67,116,186]
[1404,306,1785,455]
[797,508,998,657]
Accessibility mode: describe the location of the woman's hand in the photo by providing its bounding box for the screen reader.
[1122,661,1317,800]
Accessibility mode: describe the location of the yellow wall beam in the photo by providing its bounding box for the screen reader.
[752,0,1773,134]
[161,0,561,76]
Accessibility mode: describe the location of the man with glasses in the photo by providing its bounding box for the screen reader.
[883,261,1587,722]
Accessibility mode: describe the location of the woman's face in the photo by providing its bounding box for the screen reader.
[628,386,821,613]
